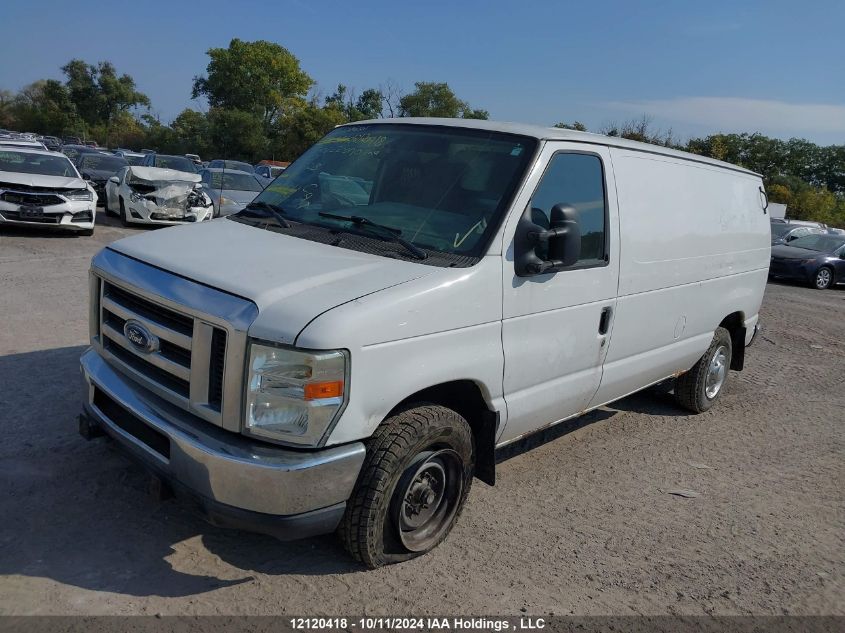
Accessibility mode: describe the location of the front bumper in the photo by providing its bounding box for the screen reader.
[0,201,95,231]
[80,348,366,540]
[124,197,213,225]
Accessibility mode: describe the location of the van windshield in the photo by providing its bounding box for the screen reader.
[244,124,536,259]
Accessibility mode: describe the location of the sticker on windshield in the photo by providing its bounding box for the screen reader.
[510,145,524,156]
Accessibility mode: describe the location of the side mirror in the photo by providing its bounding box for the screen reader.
[515,203,581,276]
[108,176,119,184]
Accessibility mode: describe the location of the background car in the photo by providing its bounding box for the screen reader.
[75,153,128,206]
[207,159,254,173]
[199,168,264,216]
[0,138,47,150]
[185,153,202,166]
[254,163,287,185]
[40,136,62,151]
[112,149,146,165]
[769,233,845,289]
[770,222,825,245]
[61,144,108,163]
[141,153,197,174]
[0,147,96,235]
[104,165,213,225]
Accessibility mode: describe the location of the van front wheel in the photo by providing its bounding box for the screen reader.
[674,326,732,413]
[338,405,474,568]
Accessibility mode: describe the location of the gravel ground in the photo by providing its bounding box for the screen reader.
[1,212,843,616]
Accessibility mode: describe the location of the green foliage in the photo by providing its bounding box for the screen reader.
[61,59,149,126]
[553,121,587,131]
[399,82,488,119]
[192,39,313,128]
[207,108,267,159]
[271,99,348,160]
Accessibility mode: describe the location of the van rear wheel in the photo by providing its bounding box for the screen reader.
[338,405,474,568]
[674,326,732,413]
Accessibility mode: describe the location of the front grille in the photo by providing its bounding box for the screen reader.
[94,387,171,458]
[104,282,193,335]
[0,191,65,206]
[208,328,227,410]
[98,279,228,417]
[0,210,60,223]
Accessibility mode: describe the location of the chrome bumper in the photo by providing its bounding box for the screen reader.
[80,348,365,537]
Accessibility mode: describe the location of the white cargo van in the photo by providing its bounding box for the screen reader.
[79,119,770,567]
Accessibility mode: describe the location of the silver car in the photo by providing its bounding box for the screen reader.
[199,168,264,217]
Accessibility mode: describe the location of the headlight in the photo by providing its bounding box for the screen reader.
[66,188,93,201]
[244,341,348,446]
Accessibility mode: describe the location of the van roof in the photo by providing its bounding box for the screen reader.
[342,117,762,177]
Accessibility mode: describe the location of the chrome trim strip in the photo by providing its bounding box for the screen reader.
[102,295,193,350]
[102,323,192,382]
[81,348,365,515]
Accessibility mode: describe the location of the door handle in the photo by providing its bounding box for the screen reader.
[598,306,612,335]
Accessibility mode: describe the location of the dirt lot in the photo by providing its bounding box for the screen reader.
[1,212,842,617]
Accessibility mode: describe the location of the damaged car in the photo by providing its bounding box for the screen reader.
[103,166,213,226]
[0,147,96,235]
[76,153,128,206]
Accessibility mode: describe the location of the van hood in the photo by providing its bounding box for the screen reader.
[0,170,86,190]
[107,218,434,344]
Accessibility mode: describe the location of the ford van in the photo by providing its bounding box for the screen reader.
[79,119,770,567]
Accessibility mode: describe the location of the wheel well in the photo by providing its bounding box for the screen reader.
[720,312,746,371]
[390,380,498,486]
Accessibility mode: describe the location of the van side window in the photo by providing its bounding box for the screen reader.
[529,153,607,265]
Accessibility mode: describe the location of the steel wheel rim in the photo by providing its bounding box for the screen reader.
[392,448,463,552]
[705,345,728,399]
[816,269,831,288]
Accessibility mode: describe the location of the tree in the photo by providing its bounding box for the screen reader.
[356,88,384,120]
[208,108,267,161]
[398,82,488,119]
[192,39,313,129]
[60,59,149,129]
[171,108,213,157]
[271,99,347,160]
[553,121,587,131]
[8,80,82,136]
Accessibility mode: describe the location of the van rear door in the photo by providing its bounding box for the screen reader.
[498,143,620,444]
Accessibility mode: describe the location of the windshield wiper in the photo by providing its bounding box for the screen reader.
[240,201,291,228]
[318,212,428,260]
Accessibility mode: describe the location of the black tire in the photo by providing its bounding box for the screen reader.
[339,404,474,568]
[104,191,115,216]
[118,197,130,226]
[674,326,732,413]
[813,266,833,290]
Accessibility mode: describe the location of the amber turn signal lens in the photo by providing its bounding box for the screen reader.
[303,380,344,400]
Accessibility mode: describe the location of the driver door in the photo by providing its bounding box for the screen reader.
[498,143,620,444]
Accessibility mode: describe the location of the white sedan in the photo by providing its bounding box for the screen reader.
[105,166,214,226]
[0,147,96,235]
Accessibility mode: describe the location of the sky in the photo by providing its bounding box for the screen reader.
[1,0,844,144]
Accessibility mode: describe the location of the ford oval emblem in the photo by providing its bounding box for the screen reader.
[123,320,159,354]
